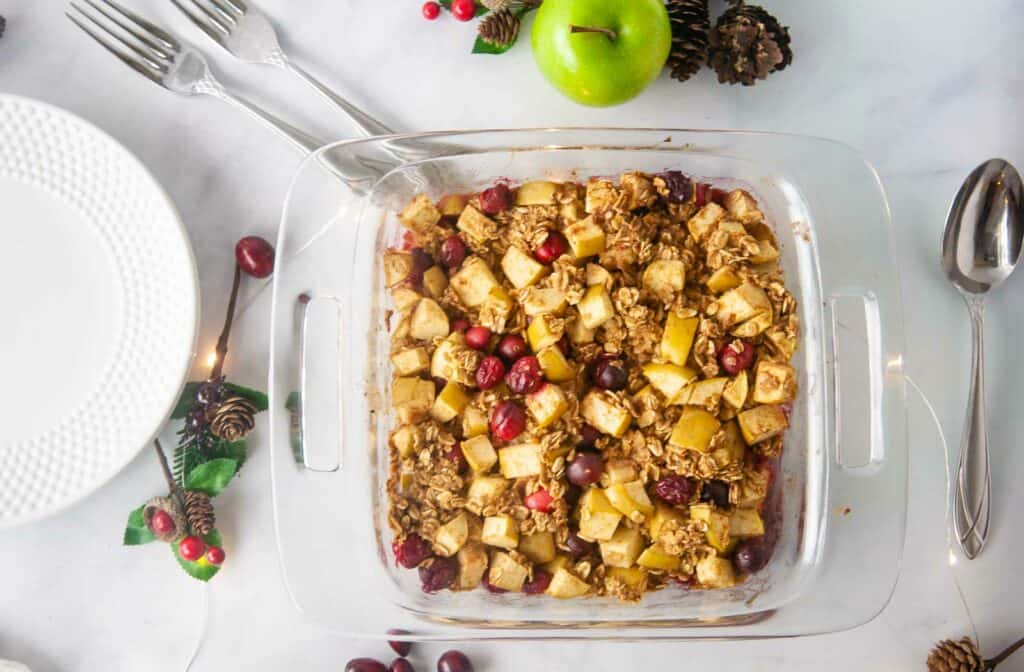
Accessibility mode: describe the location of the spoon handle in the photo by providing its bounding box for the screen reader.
[954,298,992,558]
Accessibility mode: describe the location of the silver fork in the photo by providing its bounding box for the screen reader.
[67,0,326,153]
[169,0,392,137]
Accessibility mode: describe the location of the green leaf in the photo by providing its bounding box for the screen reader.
[224,383,268,413]
[123,505,156,545]
[185,458,238,496]
[171,382,202,419]
[472,35,514,54]
[285,390,300,413]
[172,529,223,582]
[207,440,248,471]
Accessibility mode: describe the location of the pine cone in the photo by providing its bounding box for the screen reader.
[183,490,216,536]
[209,395,257,441]
[708,2,792,86]
[927,638,984,672]
[143,496,186,542]
[665,0,710,82]
[478,8,520,48]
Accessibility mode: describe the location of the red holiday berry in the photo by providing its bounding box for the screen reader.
[506,355,543,394]
[479,183,514,214]
[439,235,468,270]
[235,236,275,278]
[149,510,175,535]
[496,334,528,363]
[386,629,412,657]
[719,341,755,375]
[524,489,554,513]
[450,0,476,21]
[393,534,432,568]
[522,569,552,595]
[475,355,506,390]
[178,535,206,562]
[653,475,696,506]
[533,231,570,264]
[464,326,491,350]
[418,557,457,593]
[205,546,226,566]
[451,318,470,333]
[490,400,526,441]
[421,1,440,20]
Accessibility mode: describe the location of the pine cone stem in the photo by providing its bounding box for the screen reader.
[153,439,192,534]
[569,24,616,41]
[210,263,241,380]
[988,636,1024,669]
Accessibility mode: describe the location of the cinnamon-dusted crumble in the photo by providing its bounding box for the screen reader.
[385,172,799,601]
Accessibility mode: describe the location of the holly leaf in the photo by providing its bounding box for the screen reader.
[123,505,156,545]
[172,529,223,582]
[472,35,514,54]
[185,458,238,496]
[207,440,247,471]
[439,0,489,17]
[171,382,202,419]
[224,383,268,413]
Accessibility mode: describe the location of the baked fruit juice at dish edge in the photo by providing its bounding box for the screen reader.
[531,0,671,107]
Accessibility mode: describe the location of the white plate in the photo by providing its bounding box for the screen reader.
[0,95,198,527]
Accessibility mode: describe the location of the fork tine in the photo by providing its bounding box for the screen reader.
[200,0,239,25]
[169,0,228,44]
[66,9,164,86]
[81,0,173,60]
[95,0,179,51]
[220,0,246,15]
[70,3,169,73]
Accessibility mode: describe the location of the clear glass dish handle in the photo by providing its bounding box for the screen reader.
[296,294,343,472]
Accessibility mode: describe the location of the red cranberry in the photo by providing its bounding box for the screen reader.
[387,629,412,657]
[407,248,434,287]
[421,1,440,20]
[490,400,526,442]
[451,318,470,334]
[710,187,728,205]
[418,557,457,593]
[694,182,711,207]
[439,235,468,270]
[446,446,468,474]
[437,650,474,672]
[577,425,600,449]
[733,537,772,574]
[345,659,387,672]
[524,489,554,513]
[566,452,603,486]
[653,475,696,506]
[566,532,595,559]
[401,231,416,250]
[522,569,552,595]
[393,534,432,568]
[496,334,528,363]
[464,326,491,350]
[483,570,508,593]
[506,356,543,394]
[178,535,206,562]
[592,358,628,391]
[700,480,731,508]
[389,660,415,672]
[719,341,755,375]
[149,510,175,535]
[479,183,513,214]
[235,236,275,278]
[657,171,693,204]
[533,231,570,264]
[475,356,505,390]
[204,546,226,566]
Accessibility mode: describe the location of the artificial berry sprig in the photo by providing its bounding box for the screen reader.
[122,236,274,581]
[419,0,542,54]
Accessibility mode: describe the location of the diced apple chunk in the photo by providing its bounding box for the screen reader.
[642,363,699,402]
[696,554,737,589]
[461,435,498,473]
[687,202,726,240]
[527,313,563,351]
[660,312,699,367]
[455,542,488,590]
[605,481,654,520]
[430,335,474,385]
[383,251,413,288]
[462,406,489,438]
[435,513,469,557]
[481,515,519,550]
[567,310,596,344]
[715,283,771,328]
[488,551,529,592]
[599,526,644,568]
[690,503,731,552]
[410,298,450,341]
[564,217,607,259]
[750,239,780,265]
[731,310,772,337]
[577,488,623,541]
[438,193,469,218]
[585,263,612,287]
[581,391,632,438]
[536,346,576,383]
[421,266,448,299]
[399,193,442,232]
[392,377,435,424]
[642,259,686,299]
[390,425,422,459]
[766,322,798,360]
[607,566,648,588]
[467,476,510,507]
[498,443,543,478]
[456,204,497,242]
[522,288,568,316]
[501,246,548,289]
[526,383,569,429]
[450,256,499,308]
[479,286,514,333]
[706,267,742,294]
[730,508,765,538]
[752,361,798,404]
[669,407,722,453]
[516,180,560,205]
[737,405,789,444]
[649,503,686,540]
[679,377,728,412]
[637,544,681,571]
[391,347,429,376]
[722,372,749,410]
[723,189,764,224]
[391,287,421,314]
[430,381,470,423]
[546,567,591,598]
[578,284,615,329]
[604,458,638,485]
[710,421,746,467]
[519,531,557,564]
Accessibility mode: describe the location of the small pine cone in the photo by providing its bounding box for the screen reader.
[708,2,792,86]
[183,490,216,536]
[927,638,984,672]
[209,395,257,442]
[143,496,186,542]
[478,8,520,48]
[665,0,710,82]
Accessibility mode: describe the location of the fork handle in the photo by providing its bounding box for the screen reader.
[281,58,393,137]
[215,87,325,154]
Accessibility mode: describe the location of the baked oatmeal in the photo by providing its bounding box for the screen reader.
[383,172,798,601]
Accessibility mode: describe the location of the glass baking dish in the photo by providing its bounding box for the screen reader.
[268,128,907,640]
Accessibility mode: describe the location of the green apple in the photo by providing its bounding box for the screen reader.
[531,0,671,107]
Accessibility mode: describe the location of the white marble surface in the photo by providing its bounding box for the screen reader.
[2,0,1023,669]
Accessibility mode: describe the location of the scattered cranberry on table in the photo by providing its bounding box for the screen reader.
[393,534,432,569]
[592,357,628,391]
[439,235,468,270]
[386,629,412,657]
[234,235,275,278]
[495,333,528,363]
[178,535,206,562]
[566,532,595,559]
[524,488,554,513]
[566,451,603,486]
[479,182,514,214]
[522,568,552,594]
[506,355,543,394]
[719,340,755,374]
[533,230,569,264]
[700,480,731,509]
[490,400,526,442]
[389,659,416,672]
[420,1,440,20]
[419,557,457,593]
[149,510,175,536]
[345,658,387,672]
[463,326,491,350]
[204,546,225,566]
[475,355,505,390]
[437,650,474,672]
[653,475,696,506]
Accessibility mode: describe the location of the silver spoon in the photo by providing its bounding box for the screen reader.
[942,158,1024,559]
